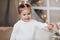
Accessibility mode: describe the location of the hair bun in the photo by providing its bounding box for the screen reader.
[19,0,31,6]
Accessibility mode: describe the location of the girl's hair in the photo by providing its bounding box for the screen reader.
[18,3,31,14]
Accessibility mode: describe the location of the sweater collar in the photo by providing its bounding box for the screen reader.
[20,19,32,23]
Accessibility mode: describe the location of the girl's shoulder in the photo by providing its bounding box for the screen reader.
[31,19,41,23]
[32,19,47,25]
[31,19,42,25]
[14,20,21,27]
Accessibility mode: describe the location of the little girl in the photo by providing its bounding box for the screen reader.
[10,3,52,40]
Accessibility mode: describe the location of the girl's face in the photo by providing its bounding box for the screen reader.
[20,9,32,22]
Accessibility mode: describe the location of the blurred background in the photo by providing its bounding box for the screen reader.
[0,0,47,26]
[0,0,19,26]
[0,0,60,40]
[0,0,60,27]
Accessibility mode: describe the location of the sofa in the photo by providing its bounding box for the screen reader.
[0,27,13,40]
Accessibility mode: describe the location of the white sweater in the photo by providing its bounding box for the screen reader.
[10,19,49,40]
[59,30,60,34]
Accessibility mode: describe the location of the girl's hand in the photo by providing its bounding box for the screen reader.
[47,24,53,30]
[51,23,59,32]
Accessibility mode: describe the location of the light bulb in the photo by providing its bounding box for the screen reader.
[24,0,28,4]
[56,0,58,2]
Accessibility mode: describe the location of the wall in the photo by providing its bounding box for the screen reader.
[0,0,7,26]
[0,0,19,26]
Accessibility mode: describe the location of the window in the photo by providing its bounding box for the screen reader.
[32,0,60,23]
[17,0,60,23]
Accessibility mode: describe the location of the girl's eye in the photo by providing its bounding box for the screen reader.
[25,4,30,7]
[28,13,30,15]
[23,14,26,16]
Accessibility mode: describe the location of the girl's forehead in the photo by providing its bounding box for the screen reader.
[20,9,31,15]
[22,8,31,12]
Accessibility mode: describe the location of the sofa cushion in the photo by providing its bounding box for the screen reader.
[0,27,13,40]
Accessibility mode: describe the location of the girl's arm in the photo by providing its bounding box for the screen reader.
[10,24,18,40]
[35,21,53,32]
[36,22,49,31]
